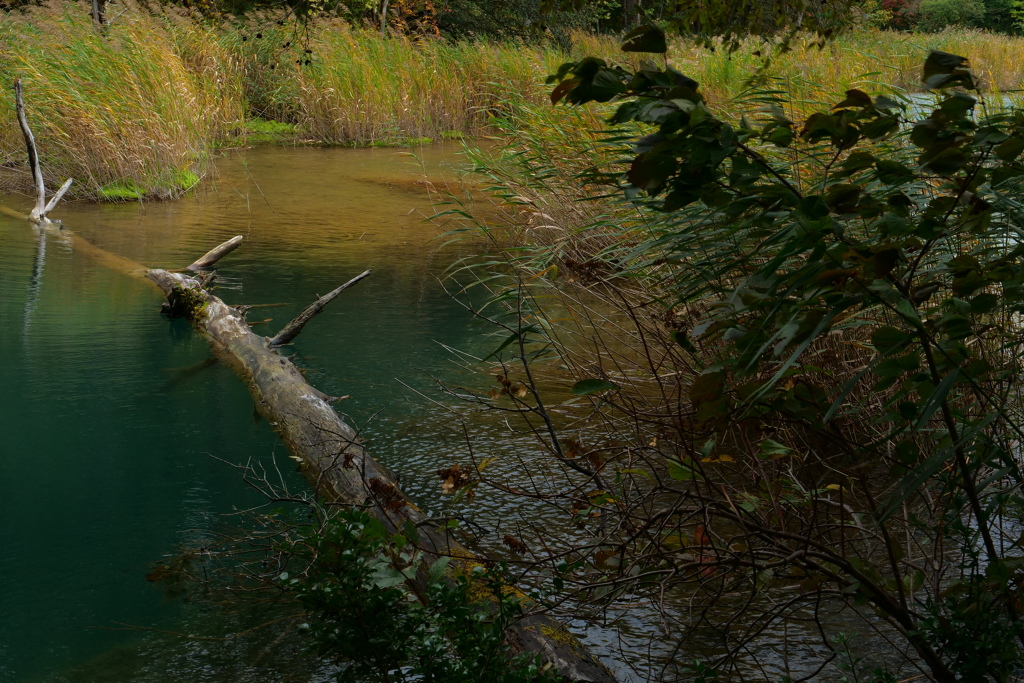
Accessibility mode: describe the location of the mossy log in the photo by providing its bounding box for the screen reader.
[146,243,617,683]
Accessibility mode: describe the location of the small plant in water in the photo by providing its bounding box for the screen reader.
[278,507,561,682]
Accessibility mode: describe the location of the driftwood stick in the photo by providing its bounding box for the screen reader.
[14,78,45,222]
[187,235,243,270]
[43,177,73,216]
[14,78,72,223]
[269,269,372,347]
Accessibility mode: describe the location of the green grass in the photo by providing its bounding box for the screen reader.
[97,169,200,201]
[222,19,567,145]
[240,117,299,144]
[0,4,244,200]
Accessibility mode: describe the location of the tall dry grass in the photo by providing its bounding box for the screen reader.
[569,28,1024,107]
[0,2,245,199]
[224,20,568,144]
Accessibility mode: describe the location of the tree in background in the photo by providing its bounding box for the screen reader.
[917,0,986,32]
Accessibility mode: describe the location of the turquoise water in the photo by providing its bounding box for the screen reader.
[0,145,495,681]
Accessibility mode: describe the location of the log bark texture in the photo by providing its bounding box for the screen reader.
[146,260,617,683]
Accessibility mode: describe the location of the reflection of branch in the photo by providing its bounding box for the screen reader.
[22,224,45,336]
[100,614,300,644]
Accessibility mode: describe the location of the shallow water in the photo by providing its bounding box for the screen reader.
[0,144,520,682]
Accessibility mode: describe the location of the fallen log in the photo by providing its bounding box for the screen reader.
[147,240,617,682]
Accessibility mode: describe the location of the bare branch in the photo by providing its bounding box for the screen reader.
[14,78,72,223]
[14,77,45,222]
[43,177,73,216]
[269,269,372,347]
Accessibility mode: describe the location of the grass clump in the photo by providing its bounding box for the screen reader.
[97,169,200,201]
[240,117,298,143]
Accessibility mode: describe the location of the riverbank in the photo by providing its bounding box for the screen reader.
[0,2,567,200]
[2,2,1024,202]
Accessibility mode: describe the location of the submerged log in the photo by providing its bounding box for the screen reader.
[146,240,617,682]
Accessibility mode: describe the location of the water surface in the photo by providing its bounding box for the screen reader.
[0,144,505,681]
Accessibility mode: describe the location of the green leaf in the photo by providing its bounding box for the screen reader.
[875,159,915,185]
[671,330,696,351]
[427,556,450,585]
[667,458,698,481]
[995,135,1024,162]
[833,89,872,109]
[837,151,877,177]
[690,370,725,403]
[363,517,388,540]
[871,326,912,356]
[915,369,958,430]
[936,314,973,340]
[372,565,407,589]
[824,184,862,214]
[757,438,793,459]
[860,115,899,140]
[922,50,975,90]
[938,91,976,119]
[571,379,620,395]
[969,293,998,314]
[621,24,667,54]
[627,151,675,193]
[483,324,539,361]
[550,78,580,105]
[919,146,967,175]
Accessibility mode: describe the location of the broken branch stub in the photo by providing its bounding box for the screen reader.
[187,235,243,270]
[269,268,372,347]
[14,77,72,224]
[146,243,617,683]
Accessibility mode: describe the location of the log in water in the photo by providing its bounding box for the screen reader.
[147,248,616,682]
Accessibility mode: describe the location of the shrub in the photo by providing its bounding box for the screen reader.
[442,36,1024,679]
[917,0,986,31]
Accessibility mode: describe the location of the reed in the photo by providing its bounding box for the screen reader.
[568,28,1024,107]
[0,2,246,200]
[225,20,568,145]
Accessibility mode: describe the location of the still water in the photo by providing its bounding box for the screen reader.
[0,144,523,682]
